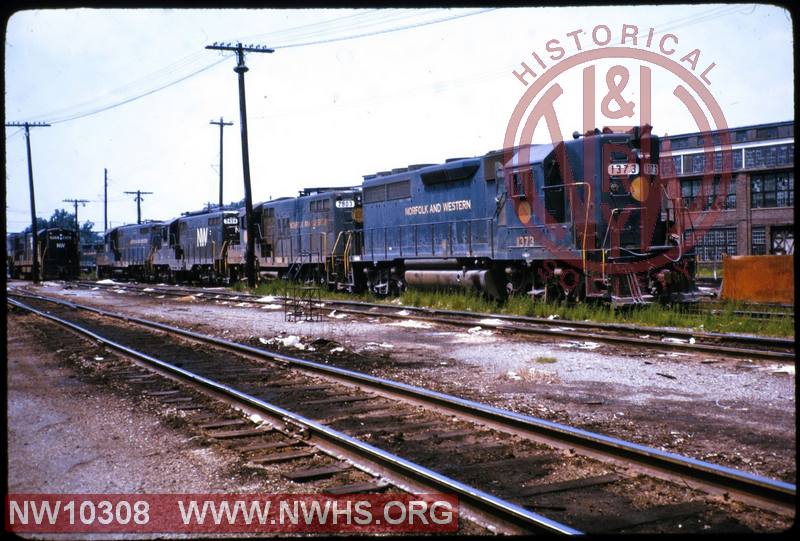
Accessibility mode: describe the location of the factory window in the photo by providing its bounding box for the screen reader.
[751,226,767,255]
[756,126,779,140]
[683,153,714,175]
[386,180,411,200]
[771,226,794,255]
[680,177,735,210]
[364,184,386,204]
[713,150,738,172]
[685,227,737,261]
[746,144,794,169]
[751,172,793,208]
[321,198,330,210]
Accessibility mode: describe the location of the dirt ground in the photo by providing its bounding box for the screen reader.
[10,281,797,488]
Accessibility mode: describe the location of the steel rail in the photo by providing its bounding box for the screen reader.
[9,290,796,513]
[7,295,581,535]
[73,279,794,352]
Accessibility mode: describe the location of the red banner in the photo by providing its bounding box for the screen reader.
[6,493,458,533]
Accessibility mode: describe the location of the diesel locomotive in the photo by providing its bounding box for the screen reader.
[6,228,80,280]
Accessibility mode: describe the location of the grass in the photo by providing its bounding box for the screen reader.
[231,279,794,338]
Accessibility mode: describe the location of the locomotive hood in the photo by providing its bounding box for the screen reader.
[503,143,555,170]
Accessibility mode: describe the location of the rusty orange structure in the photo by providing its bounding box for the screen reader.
[721,255,794,304]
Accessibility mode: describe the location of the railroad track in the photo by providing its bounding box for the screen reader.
[7,290,795,534]
[69,280,794,361]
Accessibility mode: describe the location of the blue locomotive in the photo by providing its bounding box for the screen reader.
[226,187,363,284]
[6,228,80,280]
[336,125,698,305]
[97,222,163,279]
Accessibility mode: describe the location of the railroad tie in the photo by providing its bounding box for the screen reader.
[442,455,554,475]
[205,427,272,439]
[510,474,621,498]
[198,419,248,430]
[249,449,317,465]
[324,482,389,495]
[303,395,375,406]
[593,501,707,533]
[284,464,350,482]
[237,439,305,453]
[159,396,196,404]
[144,389,181,396]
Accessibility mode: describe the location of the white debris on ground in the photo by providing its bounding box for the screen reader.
[547,314,560,320]
[254,296,278,303]
[143,288,155,292]
[396,310,411,316]
[259,335,309,350]
[662,337,687,344]
[390,299,403,305]
[505,370,522,381]
[91,287,99,290]
[236,302,252,308]
[550,326,577,331]
[364,342,394,349]
[466,326,493,336]
[478,318,505,326]
[764,363,795,375]
[96,279,117,284]
[328,310,347,319]
[388,320,433,329]
[260,304,282,310]
[558,340,601,350]
[330,347,345,353]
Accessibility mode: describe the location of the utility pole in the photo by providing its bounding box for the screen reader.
[63,198,90,242]
[209,117,233,209]
[206,42,274,288]
[5,121,50,283]
[124,190,154,224]
[104,168,108,232]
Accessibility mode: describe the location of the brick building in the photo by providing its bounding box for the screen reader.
[659,120,794,270]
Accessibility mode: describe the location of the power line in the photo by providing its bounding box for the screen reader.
[47,56,231,125]
[273,8,497,49]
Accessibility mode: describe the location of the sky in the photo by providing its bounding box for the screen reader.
[4,5,794,233]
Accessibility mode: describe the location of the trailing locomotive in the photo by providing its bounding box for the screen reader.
[97,209,239,283]
[97,221,163,279]
[152,209,240,283]
[6,228,79,280]
[227,187,363,284]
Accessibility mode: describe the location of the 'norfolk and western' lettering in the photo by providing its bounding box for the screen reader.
[405,199,472,217]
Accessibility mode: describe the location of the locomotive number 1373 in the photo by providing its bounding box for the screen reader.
[515,235,535,247]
